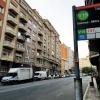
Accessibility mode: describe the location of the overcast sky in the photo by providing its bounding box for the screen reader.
[26,0,89,58]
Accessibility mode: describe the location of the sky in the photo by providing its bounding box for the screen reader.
[26,0,89,58]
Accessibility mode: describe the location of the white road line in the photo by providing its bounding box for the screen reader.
[83,83,89,100]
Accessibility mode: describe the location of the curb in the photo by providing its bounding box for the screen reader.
[83,83,89,100]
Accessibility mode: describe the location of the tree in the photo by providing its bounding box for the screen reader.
[81,67,95,75]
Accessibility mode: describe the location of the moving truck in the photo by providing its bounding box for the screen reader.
[1,68,33,84]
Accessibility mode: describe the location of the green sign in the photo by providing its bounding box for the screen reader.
[77,10,89,21]
[78,29,86,35]
[75,4,100,40]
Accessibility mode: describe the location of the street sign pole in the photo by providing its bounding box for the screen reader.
[72,6,83,100]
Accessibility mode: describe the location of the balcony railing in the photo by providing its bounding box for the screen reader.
[3,41,15,48]
[38,37,43,43]
[19,14,27,23]
[17,35,25,41]
[19,23,27,32]
[5,27,16,36]
[37,45,42,50]
[1,55,13,61]
[15,58,23,63]
[7,15,18,25]
[9,4,18,14]
[36,54,42,58]
[16,45,25,52]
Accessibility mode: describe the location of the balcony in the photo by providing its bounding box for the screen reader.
[35,62,43,68]
[19,14,27,23]
[38,37,43,43]
[7,15,18,26]
[5,27,16,36]
[36,54,43,59]
[15,53,23,63]
[19,23,27,32]
[3,41,15,49]
[16,45,25,52]
[38,31,43,36]
[9,4,19,15]
[17,35,25,42]
[37,45,42,50]
[15,59,23,63]
[1,55,13,61]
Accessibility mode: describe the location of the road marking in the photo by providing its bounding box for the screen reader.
[83,83,89,100]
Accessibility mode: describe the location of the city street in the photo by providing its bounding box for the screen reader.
[0,76,90,100]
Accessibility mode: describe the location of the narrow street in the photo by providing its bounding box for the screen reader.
[0,76,90,100]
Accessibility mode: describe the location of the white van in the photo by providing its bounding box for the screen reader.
[34,71,47,80]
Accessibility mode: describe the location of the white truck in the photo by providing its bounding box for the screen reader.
[1,68,33,84]
[34,71,47,80]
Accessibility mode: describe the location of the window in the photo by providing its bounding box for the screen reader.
[28,20,32,25]
[2,48,11,56]
[28,9,32,15]
[20,12,26,17]
[39,21,42,26]
[0,6,4,14]
[10,1,18,8]
[27,28,31,33]
[33,23,37,29]
[34,16,37,21]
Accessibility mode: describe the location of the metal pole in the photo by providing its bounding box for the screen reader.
[72,6,83,100]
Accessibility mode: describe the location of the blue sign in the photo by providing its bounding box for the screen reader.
[78,34,87,40]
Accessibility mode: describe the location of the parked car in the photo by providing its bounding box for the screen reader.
[54,74,60,79]
[0,75,3,82]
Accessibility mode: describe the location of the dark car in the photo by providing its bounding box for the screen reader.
[0,76,3,82]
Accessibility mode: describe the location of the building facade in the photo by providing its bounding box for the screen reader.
[43,19,61,75]
[60,43,67,75]
[66,47,74,71]
[0,0,61,76]
[60,43,74,75]
[79,56,91,70]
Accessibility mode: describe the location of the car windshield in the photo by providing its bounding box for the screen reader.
[34,73,39,75]
[6,73,17,77]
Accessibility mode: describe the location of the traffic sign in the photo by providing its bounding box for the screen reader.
[75,3,100,40]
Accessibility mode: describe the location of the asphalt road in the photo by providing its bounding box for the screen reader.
[0,76,90,100]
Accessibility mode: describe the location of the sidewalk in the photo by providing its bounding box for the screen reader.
[84,78,100,100]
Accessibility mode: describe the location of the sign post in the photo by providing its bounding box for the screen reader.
[72,6,83,100]
[73,3,100,100]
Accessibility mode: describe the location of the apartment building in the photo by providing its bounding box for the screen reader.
[60,43,74,75]
[66,47,74,71]
[0,0,61,76]
[79,56,91,70]
[43,19,61,75]
[60,43,68,75]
